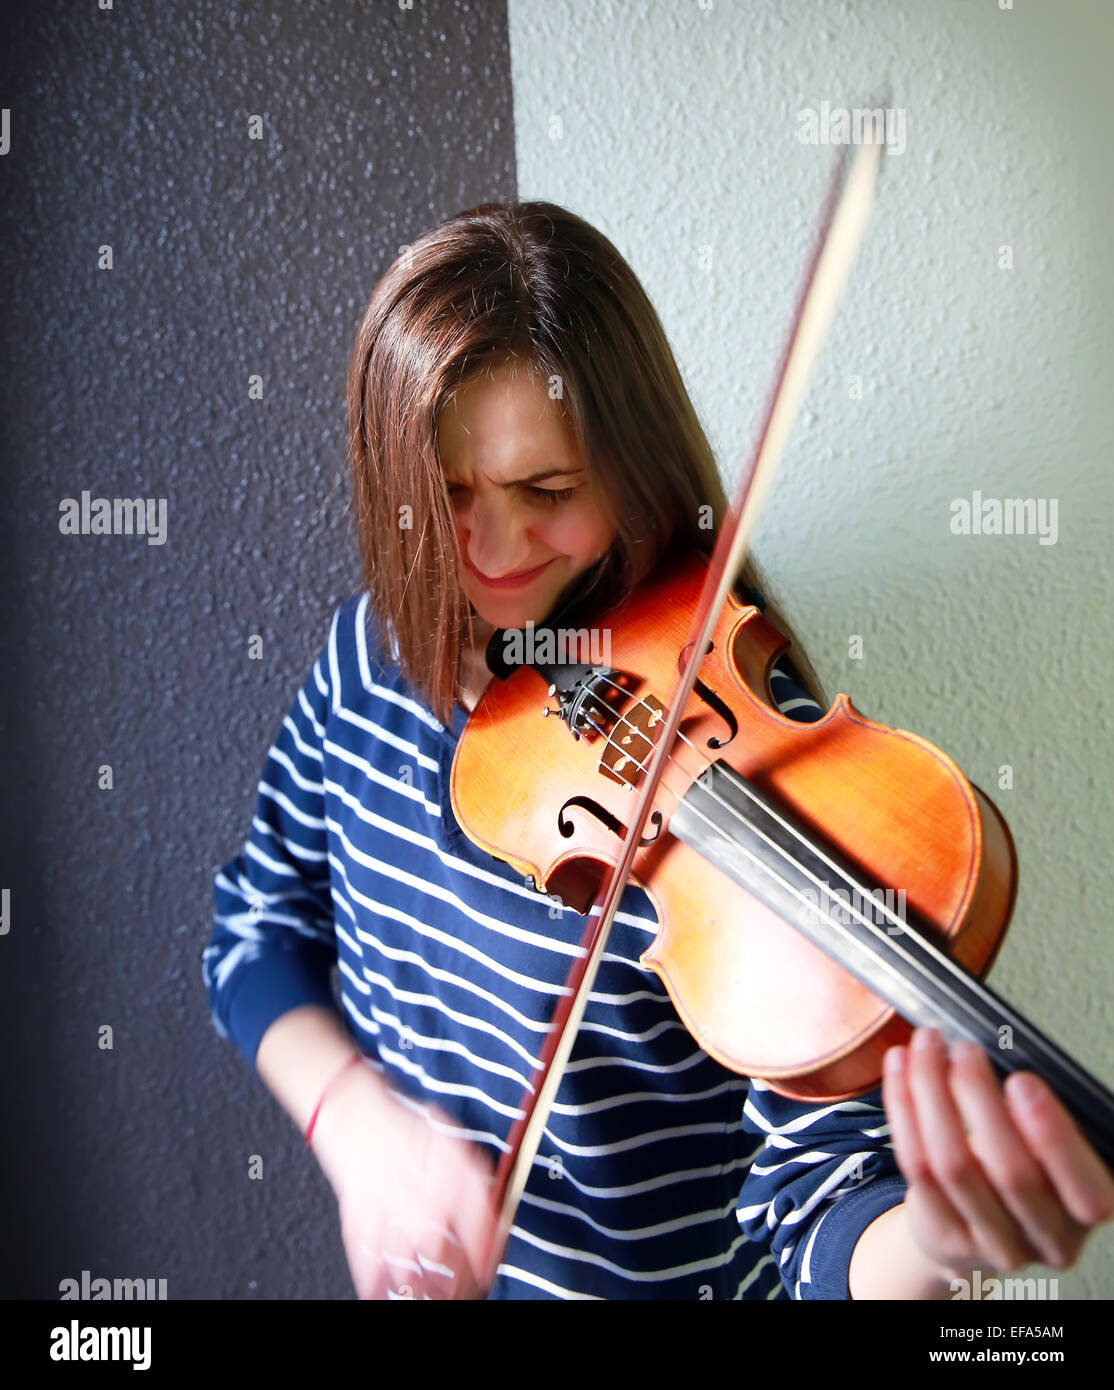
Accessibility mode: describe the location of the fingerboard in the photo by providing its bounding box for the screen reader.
[670,758,1114,1168]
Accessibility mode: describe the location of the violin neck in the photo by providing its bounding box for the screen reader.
[670,758,1114,1169]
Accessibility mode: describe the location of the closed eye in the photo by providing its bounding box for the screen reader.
[447,484,577,505]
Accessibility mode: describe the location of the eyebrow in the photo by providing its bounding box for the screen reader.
[446,467,585,487]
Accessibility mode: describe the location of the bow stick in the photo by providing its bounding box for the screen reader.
[479,124,886,1292]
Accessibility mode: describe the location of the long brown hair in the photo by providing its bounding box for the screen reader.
[345,199,826,726]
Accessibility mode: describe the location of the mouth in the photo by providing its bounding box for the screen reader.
[464,557,555,590]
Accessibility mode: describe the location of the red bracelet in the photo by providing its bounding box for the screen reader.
[304,1053,364,1150]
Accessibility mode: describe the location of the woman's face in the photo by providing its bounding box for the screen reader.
[438,360,619,636]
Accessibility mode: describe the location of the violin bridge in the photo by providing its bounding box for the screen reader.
[599,695,666,789]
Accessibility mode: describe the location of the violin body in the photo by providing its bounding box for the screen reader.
[451,546,1114,1163]
[451,545,1015,1100]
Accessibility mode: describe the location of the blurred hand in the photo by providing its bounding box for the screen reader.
[311,1067,499,1299]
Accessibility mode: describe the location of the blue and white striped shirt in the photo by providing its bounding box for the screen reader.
[203,593,908,1299]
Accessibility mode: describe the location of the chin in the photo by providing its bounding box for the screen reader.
[472,603,538,630]
[466,585,564,630]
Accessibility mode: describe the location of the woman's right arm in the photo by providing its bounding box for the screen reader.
[206,617,496,1298]
[254,1002,371,1186]
[256,1003,498,1299]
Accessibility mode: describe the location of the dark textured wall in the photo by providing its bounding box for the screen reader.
[0,0,515,1299]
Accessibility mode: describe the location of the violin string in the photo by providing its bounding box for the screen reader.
[573,674,917,934]
[576,682,1006,1041]
[563,675,1018,1047]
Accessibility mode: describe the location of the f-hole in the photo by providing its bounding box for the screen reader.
[677,638,737,750]
[557,796,663,847]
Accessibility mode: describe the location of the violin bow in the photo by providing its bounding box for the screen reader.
[480,123,886,1292]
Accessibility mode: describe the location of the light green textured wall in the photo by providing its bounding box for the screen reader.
[507,0,1113,1298]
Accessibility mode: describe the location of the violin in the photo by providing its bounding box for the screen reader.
[450,544,1114,1272]
[445,131,1114,1286]
[453,542,1114,1133]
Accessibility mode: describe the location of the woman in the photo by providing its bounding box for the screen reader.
[204,201,1114,1299]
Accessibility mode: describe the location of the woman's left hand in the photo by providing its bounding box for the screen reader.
[882,1026,1114,1280]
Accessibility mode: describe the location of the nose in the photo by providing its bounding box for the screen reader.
[459,493,540,579]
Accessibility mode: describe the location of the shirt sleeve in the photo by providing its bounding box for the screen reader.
[735,657,906,1298]
[202,616,342,1071]
[736,1077,907,1299]
[768,656,824,722]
